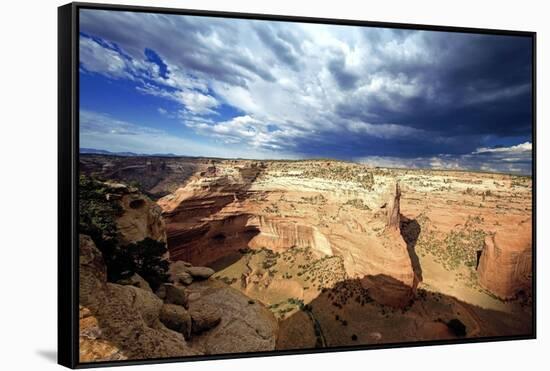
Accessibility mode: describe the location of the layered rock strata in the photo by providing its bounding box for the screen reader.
[159,163,417,308]
[358,181,418,307]
[477,220,532,299]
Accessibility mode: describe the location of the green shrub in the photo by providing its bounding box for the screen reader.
[79,175,169,290]
[110,238,170,290]
[79,175,122,243]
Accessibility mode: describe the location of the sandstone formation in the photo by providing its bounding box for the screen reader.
[189,303,222,335]
[80,234,279,362]
[158,164,417,308]
[79,154,205,198]
[79,305,126,362]
[116,273,152,292]
[79,234,196,362]
[477,220,532,299]
[358,181,418,307]
[186,281,279,354]
[80,154,533,354]
[104,182,166,246]
[386,182,401,230]
[159,304,192,339]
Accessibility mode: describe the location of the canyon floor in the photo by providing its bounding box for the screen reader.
[80,154,533,352]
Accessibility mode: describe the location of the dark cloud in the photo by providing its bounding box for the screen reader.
[79,9,533,174]
[255,26,300,70]
[80,10,276,86]
[335,32,532,148]
[328,57,359,90]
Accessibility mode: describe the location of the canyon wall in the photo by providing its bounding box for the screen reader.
[79,178,279,362]
[159,163,417,308]
[357,181,418,307]
[477,220,532,299]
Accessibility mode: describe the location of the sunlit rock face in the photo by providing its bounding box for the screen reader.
[358,181,418,307]
[109,182,166,246]
[159,162,416,308]
[79,231,279,363]
[477,220,532,299]
[81,155,534,351]
[78,235,195,363]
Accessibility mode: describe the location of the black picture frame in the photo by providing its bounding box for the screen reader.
[58,2,537,368]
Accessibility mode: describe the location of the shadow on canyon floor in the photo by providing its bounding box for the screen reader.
[276,274,532,351]
[164,164,266,268]
[400,215,423,282]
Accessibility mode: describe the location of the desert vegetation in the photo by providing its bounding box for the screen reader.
[79,155,533,359]
[79,175,170,289]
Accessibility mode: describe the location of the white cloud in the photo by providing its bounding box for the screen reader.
[474,141,532,154]
[358,142,533,175]
[79,12,452,151]
[176,90,219,115]
[79,37,128,79]
[79,10,532,170]
[80,110,296,159]
[184,115,292,150]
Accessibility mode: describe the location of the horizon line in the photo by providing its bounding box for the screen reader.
[79,147,532,177]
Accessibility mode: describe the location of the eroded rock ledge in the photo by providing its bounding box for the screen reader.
[79,234,279,362]
[477,220,532,299]
[159,162,418,308]
[79,178,278,363]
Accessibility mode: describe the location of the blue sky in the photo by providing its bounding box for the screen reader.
[79,9,533,174]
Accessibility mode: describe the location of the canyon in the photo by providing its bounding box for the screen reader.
[79,154,533,358]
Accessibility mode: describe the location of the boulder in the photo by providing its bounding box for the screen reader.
[155,285,167,300]
[187,281,278,354]
[168,261,193,283]
[163,284,189,308]
[159,304,192,339]
[189,304,222,334]
[115,284,163,326]
[186,266,215,279]
[176,271,194,285]
[116,273,152,292]
[78,234,197,362]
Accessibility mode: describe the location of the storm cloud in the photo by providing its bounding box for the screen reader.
[79,9,533,174]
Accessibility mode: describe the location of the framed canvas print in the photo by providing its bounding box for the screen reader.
[58,2,536,368]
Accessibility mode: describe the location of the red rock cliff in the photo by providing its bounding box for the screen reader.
[477,220,532,299]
